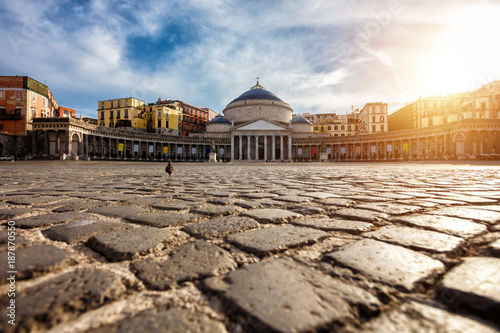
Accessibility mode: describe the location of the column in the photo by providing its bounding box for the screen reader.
[272,136,276,161]
[400,139,404,159]
[32,132,38,155]
[116,139,120,160]
[288,136,292,162]
[231,135,235,161]
[383,141,387,160]
[239,135,243,160]
[85,134,89,156]
[255,135,259,161]
[360,142,363,160]
[264,136,268,161]
[280,136,284,160]
[247,135,251,160]
[107,138,111,158]
[434,136,439,159]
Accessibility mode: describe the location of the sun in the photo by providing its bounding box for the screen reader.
[419,4,500,95]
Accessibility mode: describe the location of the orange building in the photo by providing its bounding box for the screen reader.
[0,76,59,135]
[58,106,76,118]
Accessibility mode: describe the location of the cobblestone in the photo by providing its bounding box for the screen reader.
[131,240,237,290]
[1,161,500,332]
[363,225,465,253]
[183,215,260,239]
[227,224,328,255]
[86,226,177,261]
[327,239,445,291]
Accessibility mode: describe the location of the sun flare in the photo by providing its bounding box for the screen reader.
[420,4,500,96]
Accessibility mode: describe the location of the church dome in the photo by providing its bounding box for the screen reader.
[223,80,293,125]
[208,114,231,124]
[291,117,312,124]
[229,82,284,104]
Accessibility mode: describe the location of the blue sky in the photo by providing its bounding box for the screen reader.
[1,0,499,118]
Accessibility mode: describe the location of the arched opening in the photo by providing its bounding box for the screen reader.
[453,133,465,155]
[71,133,80,156]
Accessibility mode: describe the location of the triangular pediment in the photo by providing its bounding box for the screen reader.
[236,120,287,131]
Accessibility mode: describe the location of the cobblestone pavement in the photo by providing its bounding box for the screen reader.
[1,161,500,332]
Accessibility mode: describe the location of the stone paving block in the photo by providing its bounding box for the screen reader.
[227,225,328,255]
[125,211,199,227]
[288,203,326,215]
[183,216,260,239]
[234,199,285,209]
[318,197,356,208]
[333,208,388,222]
[86,226,176,261]
[0,268,128,333]
[53,200,108,212]
[327,239,445,291]
[43,219,130,244]
[345,195,393,202]
[0,244,72,281]
[488,239,500,257]
[429,193,498,204]
[87,204,148,218]
[363,225,464,253]
[6,195,62,205]
[274,195,312,203]
[404,200,441,208]
[151,200,199,211]
[189,204,244,217]
[0,207,33,220]
[359,301,499,333]
[204,258,355,332]
[131,240,237,290]
[422,198,469,206]
[292,217,374,234]
[354,202,422,215]
[239,192,280,199]
[392,214,487,238]
[429,207,500,225]
[240,208,302,224]
[207,197,241,205]
[466,205,500,213]
[299,192,341,199]
[89,308,228,333]
[12,211,92,228]
[439,257,500,315]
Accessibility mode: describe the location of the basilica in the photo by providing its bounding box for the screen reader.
[205,81,313,161]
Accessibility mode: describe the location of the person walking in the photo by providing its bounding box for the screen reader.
[10,155,14,164]
[165,160,173,177]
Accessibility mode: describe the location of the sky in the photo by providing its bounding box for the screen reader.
[1,0,499,119]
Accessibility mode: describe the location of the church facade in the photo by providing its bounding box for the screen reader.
[205,81,314,161]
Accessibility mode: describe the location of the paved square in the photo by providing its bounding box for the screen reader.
[0,161,499,332]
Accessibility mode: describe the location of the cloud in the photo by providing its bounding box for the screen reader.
[0,0,498,118]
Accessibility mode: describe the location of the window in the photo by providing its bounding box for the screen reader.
[100,112,104,120]
[111,101,114,108]
[371,107,375,113]
[116,110,120,119]
[109,121,114,128]
[158,110,162,118]
[31,92,35,103]
[109,110,114,119]
[158,120,161,128]
[100,102,104,109]
[481,102,487,110]
[117,100,120,107]
[149,114,153,121]
[0,107,6,115]
[124,109,129,118]
[380,116,384,122]
[372,125,376,131]
[125,100,129,107]
[15,107,22,115]
[341,125,345,130]
[334,126,338,130]
[372,116,376,122]
[16,91,21,100]
[328,126,331,130]
[381,125,385,131]
[314,127,318,131]
[348,125,351,131]
[442,116,448,124]
[428,118,433,126]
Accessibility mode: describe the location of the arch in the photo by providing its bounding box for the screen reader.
[71,132,81,142]
[452,133,465,142]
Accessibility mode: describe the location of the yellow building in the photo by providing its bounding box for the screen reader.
[302,112,360,136]
[145,100,182,135]
[97,97,147,130]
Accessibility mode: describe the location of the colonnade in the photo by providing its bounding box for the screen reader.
[230,134,292,161]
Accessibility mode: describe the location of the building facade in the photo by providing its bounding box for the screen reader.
[389,81,500,132]
[97,97,147,130]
